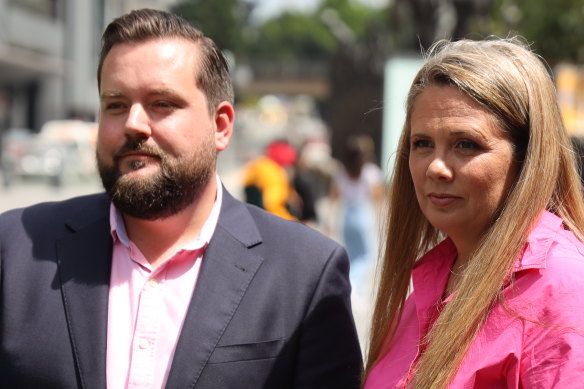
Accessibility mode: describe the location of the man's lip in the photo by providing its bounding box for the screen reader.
[115,151,158,160]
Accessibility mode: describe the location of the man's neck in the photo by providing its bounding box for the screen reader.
[122,179,218,268]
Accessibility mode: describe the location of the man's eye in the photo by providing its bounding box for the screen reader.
[105,102,124,110]
[154,101,176,109]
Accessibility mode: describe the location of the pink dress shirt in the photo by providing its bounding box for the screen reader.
[106,181,222,389]
[365,211,584,388]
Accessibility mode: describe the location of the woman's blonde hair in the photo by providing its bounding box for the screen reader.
[365,37,584,388]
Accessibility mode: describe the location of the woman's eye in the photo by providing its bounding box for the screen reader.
[412,139,433,149]
[457,139,480,151]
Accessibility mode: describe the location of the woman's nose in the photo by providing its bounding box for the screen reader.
[124,104,151,139]
[426,156,454,181]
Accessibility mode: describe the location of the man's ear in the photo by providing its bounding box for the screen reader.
[214,101,234,152]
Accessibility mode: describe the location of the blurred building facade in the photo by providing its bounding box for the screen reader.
[0,0,178,133]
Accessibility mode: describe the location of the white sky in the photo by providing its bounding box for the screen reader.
[250,0,389,22]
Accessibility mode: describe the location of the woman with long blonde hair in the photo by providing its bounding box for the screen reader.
[363,37,584,388]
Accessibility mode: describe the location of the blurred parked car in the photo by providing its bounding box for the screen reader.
[1,120,97,186]
[1,128,35,187]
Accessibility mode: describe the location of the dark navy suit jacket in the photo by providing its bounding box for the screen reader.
[0,188,362,388]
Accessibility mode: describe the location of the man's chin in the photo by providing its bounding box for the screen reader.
[97,145,215,220]
[105,171,208,221]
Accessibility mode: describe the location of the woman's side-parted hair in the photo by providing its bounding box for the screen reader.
[97,8,234,114]
[365,37,584,388]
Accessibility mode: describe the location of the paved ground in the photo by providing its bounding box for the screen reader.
[0,177,103,213]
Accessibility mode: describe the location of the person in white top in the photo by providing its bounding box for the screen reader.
[329,135,384,286]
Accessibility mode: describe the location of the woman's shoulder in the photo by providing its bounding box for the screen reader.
[542,215,584,276]
[521,225,584,277]
[548,228,584,268]
[517,211,584,275]
[511,224,584,321]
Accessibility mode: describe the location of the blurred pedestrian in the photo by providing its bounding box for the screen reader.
[364,37,584,388]
[291,141,320,225]
[243,139,300,221]
[328,135,384,285]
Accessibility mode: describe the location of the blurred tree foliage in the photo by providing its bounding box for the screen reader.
[172,0,254,57]
[389,0,584,66]
[386,0,494,51]
[250,0,388,61]
[172,0,584,65]
[170,0,584,161]
[172,0,388,61]
[249,12,336,61]
[488,0,584,65]
[318,0,386,39]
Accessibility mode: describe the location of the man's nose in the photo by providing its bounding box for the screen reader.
[124,104,151,139]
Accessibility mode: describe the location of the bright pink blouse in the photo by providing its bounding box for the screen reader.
[365,211,584,388]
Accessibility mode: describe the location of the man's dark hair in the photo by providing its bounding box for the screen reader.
[97,8,234,113]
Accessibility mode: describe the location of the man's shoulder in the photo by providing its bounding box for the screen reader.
[235,200,344,261]
[0,193,110,230]
[246,199,333,234]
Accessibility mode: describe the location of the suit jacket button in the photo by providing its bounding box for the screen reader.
[138,339,150,349]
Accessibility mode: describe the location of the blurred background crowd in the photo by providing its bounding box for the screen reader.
[2,0,584,346]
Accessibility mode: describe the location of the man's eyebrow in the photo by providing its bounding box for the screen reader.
[100,91,122,100]
[149,88,179,96]
[99,88,181,101]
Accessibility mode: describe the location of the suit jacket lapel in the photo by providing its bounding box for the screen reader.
[57,199,112,389]
[165,188,264,388]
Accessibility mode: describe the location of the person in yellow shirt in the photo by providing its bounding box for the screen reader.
[243,140,299,221]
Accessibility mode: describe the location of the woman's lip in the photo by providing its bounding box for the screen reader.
[427,193,460,207]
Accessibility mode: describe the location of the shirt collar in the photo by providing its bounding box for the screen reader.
[109,174,223,251]
[411,210,563,291]
[411,238,457,316]
[513,210,562,271]
[410,210,564,330]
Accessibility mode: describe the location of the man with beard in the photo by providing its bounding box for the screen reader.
[0,8,362,389]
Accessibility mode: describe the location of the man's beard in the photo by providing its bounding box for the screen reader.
[96,136,216,220]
